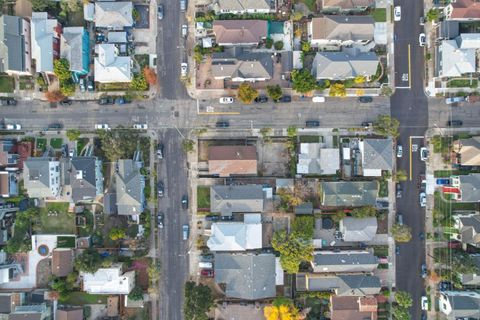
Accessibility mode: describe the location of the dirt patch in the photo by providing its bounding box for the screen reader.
[196,56,224,90]
[14,0,32,17]
[126,259,150,289]
[36,258,52,288]
[262,222,273,247]
[101,215,129,248]
[258,140,289,177]
[377,214,388,234]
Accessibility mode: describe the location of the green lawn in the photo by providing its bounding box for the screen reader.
[379,180,388,197]
[0,75,14,93]
[299,135,320,143]
[77,210,94,237]
[50,138,63,149]
[57,236,76,248]
[37,203,76,234]
[447,79,478,88]
[36,138,47,151]
[77,138,89,155]
[135,54,150,69]
[372,8,387,22]
[434,192,478,226]
[60,292,108,305]
[373,245,389,257]
[197,186,210,210]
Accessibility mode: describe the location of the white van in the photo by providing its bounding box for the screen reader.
[312,96,325,103]
[199,262,213,269]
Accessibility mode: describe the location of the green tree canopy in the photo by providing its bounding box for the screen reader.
[332,210,346,223]
[130,73,149,91]
[392,223,412,242]
[395,291,413,308]
[351,206,377,218]
[237,82,259,104]
[373,115,400,137]
[66,129,81,141]
[426,8,440,22]
[291,69,318,93]
[184,281,214,320]
[266,85,283,101]
[329,83,346,97]
[301,41,311,52]
[109,227,127,241]
[292,216,315,240]
[392,306,410,320]
[74,249,103,273]
[5,208,37,254]
[54,59,72,81]
[272,230,314,273]
[395,170,408,182]
[274,41,284,50]
[128,286,144,301]
[97,128,140,162]
[29,0,55,12]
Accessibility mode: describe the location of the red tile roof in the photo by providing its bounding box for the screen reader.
[449,0,480,19]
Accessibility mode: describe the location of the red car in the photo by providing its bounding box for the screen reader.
[201,269,214,277]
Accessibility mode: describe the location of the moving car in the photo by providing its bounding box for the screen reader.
[421,264,427,278]
[98,96,114,105]
[133,123,148,130]
[420,192,426,207]
[181,24,188,38]
[419,33,426,47]
[420,147,428,161]
[157,143,164,159]
[157,212,164,228]
[397,145,403,158]
[182,224,189,240]
[305,120,320,127]
[397,213,403,225]
[447,120,463,127]
[419,232,425,240]
[396,183,402,198]
[394,6,401,21]
[157,4,164,19]
[358,96,373,103]
[95,124,110,130]
[5,124,21,131]
[421,296,428,311]
[181,63,188,77]
[215,121,230,128]
[219,97,234,104]
[182,195,188,209]
[395,246,400,255]
[254,95,268,103]
[158,181,164,197]
[0,98,17,106]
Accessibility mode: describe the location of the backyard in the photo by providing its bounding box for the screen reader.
[37,202,76,234]
[50,138,63,149]
[433,192,478,227]
[36,138,47,152]
[60,292,108,305]
[0,75,14,92]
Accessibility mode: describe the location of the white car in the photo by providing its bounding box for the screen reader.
[181,63,188,77]
[5,124,21,131]
[312,96,325,103]
[419,33,426,47]
[420,147,428,161]
[219,97,234,104]
[397,145,403,158]
[420,192,426,207]
[394,6,401,21]
[421,296,429,311]
[95,124,110,130]
[133,124,148,130]
[181,24,188,38]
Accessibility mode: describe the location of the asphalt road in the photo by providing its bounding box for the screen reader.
[157,129,189,320]
[392,0,428,318]
[156,0,188,99]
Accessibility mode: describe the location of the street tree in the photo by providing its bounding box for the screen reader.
[395,291,413,308]
[143,67,157,85]
[128,286,144,301]
[392,223,412,242]
[392,306,410,320]
[329,83,346,97]
[291,69,318,93]
[237,83,259,104]
[426,8,440,22]
[266,85,283,101]
[184,281,214,320]
[395,170,408,182]
[45,91,65,102]
[373,115,400,137]
[272,230,314,273]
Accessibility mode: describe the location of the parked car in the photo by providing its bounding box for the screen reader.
[157,212,164,228]
[200,269,214,277]
[157,143,164,159]
[180,0,186,11]
[87,78,94,91]
[132,123,148,130]
[98,96,114,105]
[445,96,465,104]
[420,192,426,207]
[180,63,188,77]
[219,97,234,104]
[396,183,402,198]
[305,120,320,127]
[361,121,372,129]
[421,264,427,278]
[59,99,72,106]
[420,16,425,25]
[254,95,268,103]
[181,195,188,209]
[95,124,110,130]
[48,123,63,130]
[215,121,229,128]
[220,215,234,221]
[182,224,189,240]
[5,124,21,131]
[158,181,164,197]
[312,96,325,103]
[199,262,213,269]
[395,246,400,255]
[397,213,403,225]
[420,147,428,161]
[115,97,130,105]
[157,4,164,19]
[358,96,373,103]
[419,232,425,240]
[200,254,214,262]
[438,281,453,291]
[79,78,86,92]
[421,296,428,311]
[0,98,17,106]
[394,6,401,21]
[447,120,463,127]
[397,145,403,158]
[181,24,188,37]
[279,95,291,103]
[205,215,220,222]
[419,33,426,47]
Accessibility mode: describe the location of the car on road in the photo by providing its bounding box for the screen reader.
[205,215,220,222]
[412,144,418,152]
[182,224,189,240]
[396,183,402,198]
[0,98,17,106]
[312,96,325,103]
[420,16,425,25]
[419,232,425,240]
[219,97,234,104]
[397,213,403,225]
[5,124,21,131]
[215,121,229,128]
[157,143,164,159]
[358,96,373,103]
[157,212,164,228]
[181,24,188,38]
[200,269,214,277]
[305,120,320,127]
[133,123,148,130]
[361,121,372,129]
[158,181,164,197]
[447,120,463,127]
[200,254,214,262]
[397,145,403,158]
[254,95,268,103]
[59,99,72,106]
[181,63,188,77]
[438,281,453,291]
[419,33,426,47]
[95,124,110,130]
[421,296,428,310]
[420,192,426,207]
[420,147,428,161]
[48,123,63,130]
[445,96,465,104]
[279,95,292,103]
[421,264,427,278]
[87,78,94,91]
[157,4,164,19]
[98,96,114,105]
[181,195,188,209]
[395,246,400,255]
[394,6,401,21]
[180,0,186,11]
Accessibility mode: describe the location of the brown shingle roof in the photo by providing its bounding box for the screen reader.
[0,172,8,196]
[57,308,83,320]
[213,20,268,45]
[52,249,73,277]
[330,296,377,320]
[449,0,480,19]
[311,16,374,41]
[208,146,257,177]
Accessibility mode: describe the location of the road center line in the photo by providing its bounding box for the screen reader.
[408,44,412,88]
[409,136,413,181]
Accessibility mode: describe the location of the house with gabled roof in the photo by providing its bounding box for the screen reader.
[213,20,268,46]
[30,12,61,73]
[444,0,480,20]
[311,250,378,273]
[297,143,340,175]
[439,291,480,319]
[23,157,61,199]
[453,213,480,248]
[340,217,378,242]
[211,0,274,14]
[309,16,374,47]
[115,159,145,217]
[81,263,135,295]
[94,1,133,30]
[207,214,262,251]
[296,274,381,296]
[0,15,32,74]
[62,157,103,203]
[56,308,83,320]
[460,254,480,286]
[8,304,50,320]
[321,181,378,207]
[61,27,90,77]
[210,184,264,217]
[208,145,257,177]
[330,295,378,320]
[359,138,393,177]
[94,43,132,83]
[311,49,379,80]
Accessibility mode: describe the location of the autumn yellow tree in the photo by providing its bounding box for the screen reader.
[264,300,300,320]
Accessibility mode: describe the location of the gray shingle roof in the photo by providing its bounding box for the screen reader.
[340,217,378,242]
[0,293,14,313]
[95,2,133,29]
[210,184,264,216]
[0,15,26,72]
[312,251,378,273]
[115,159,144,215]
[61,27,85,72]
[460,255,480,285]
[212,47,273,81]
[312,50,379,80]
[214,253,276,300]
[66,157,102,203]
[321,181,378,207]
[460,174,480,202]
[442,291,480,319]
[300,274,381,296]
[23,158,60,198]
[362,138,393,171]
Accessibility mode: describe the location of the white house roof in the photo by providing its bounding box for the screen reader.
[438,40,476,77]
[456,33,480,49]
[94,44,132,83]
[30,12,57,72]
[81,264,135,294]
[297,143,340,175]
[94,1,133,29]
[207,214,262,251]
